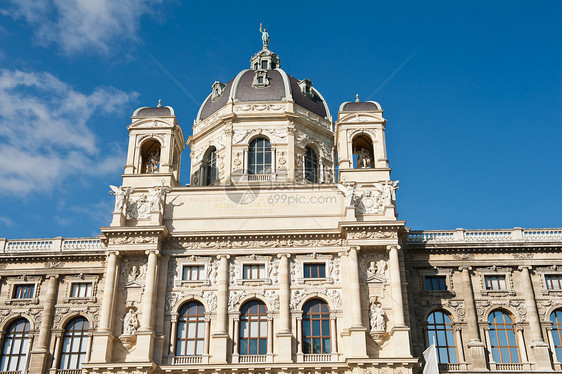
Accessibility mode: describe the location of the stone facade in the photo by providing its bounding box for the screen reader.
[1,42,561,374]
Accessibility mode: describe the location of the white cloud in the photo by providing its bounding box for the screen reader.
[1,0,162,55]
[0,69,138,195]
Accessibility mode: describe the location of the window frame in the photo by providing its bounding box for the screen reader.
[239,300,268,356]
[487,310,520,364]
[545,274,562,291]
[12,284,35,300]
[550,309,562,363]
[248,137,272,175]
[176,301,206,357]
[69,282,93,298]
[304,145,319,183]
[242,263,266,280]
[58,316,90,370]
[425,310,458,364]
[478,268,515,296]
[0,318,31,372]
[303,263,326,279]
[182,265,206,282]
[424,275,447,291]
[302,299,331,355]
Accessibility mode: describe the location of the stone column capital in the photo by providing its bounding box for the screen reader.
[386,244,401,252]
[46,274,59,280]
[459,265,472,272]
[347,245,360,254]
[277,253,291,259]
[145,249,160,256]
[216,254,230,260]
[518,265,532,271]
[107,250,120,257]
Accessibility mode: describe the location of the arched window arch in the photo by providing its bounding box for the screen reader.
[239,300,267,355]
[302,299,331,354]
[488,310,520,363]
[352,134,374,169]
[304,146,319,183]
[202,147,217,186]
[550,309,562,362]
[0,318,30,372]
[176,301,206,356]
[426,310,458,364]
[140,139,161,174]
[248,138,271,175]
[59,316,89,370]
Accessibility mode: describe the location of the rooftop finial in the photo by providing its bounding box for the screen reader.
[259,23,270,50]
[356,94,360,102]
[157,99,162,108]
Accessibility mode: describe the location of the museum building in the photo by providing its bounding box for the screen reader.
[0,37,561,374]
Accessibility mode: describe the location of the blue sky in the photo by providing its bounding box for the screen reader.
[0,1,560,239]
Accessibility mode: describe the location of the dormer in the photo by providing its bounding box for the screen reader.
[250,49,280,71]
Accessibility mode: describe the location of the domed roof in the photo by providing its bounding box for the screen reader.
[197,49,330,121]
[339,99,381,112]
[133,102,174,117]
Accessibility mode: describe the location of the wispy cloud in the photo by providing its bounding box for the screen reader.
[0,69,138,195]
[0,216,14,227]
[1,0,162,55]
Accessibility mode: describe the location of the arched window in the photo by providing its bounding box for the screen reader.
[239,300,267,355]
[302,299,331,354]
[304,146,319,183]
[426,311,458,364]
[248,138,271,175]
[59,317,89,370]
[488,310,520,363]
[202,147,217,186]
[176,301,206,356]
[0,318,30,372]
[550,309,562,362]
[140,139,161,174]
[352,134,374,169]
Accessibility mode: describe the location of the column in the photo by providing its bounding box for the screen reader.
[50,332,62,369]
[519,266,552,370]
[29,275,58,373]
[243,149,248,174]
[140,250,159,330]
[454,326,466,363]
[267,316,274,358]
[169,316,178,355]
[210,255,229,363]
[346,246,367,358]
[387,245,405,326]
[134,250,160,361]
[232,317,240,360]
[276,253,293,362]
[99,251,120,331]
[459,266,487,370]
[516,326,529,363]
[330,315,338,359]
[204,318,210,355]
[287,125,295,182]
[296,316,303,358]
[386,245,412,357]
[348,247,363,328]
[90,251,120,363]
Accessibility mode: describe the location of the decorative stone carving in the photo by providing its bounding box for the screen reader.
[347,128,377,141]
[328,256,341,284]
[367,259,387,281]
[150,184,171,213]
[290,289,307,310]
[126,194,151,219]
[326,288,342,310]
[203,291,217,313]
[208,259,219,286]
[168,235,344,250]
[228,290,246,311]
[122,308,139,335]
[348,230,397,240]
[232,128,287,145]
[262,289,279,311]
[120,259,147,287]
[109,185,132,213]
[369,301,386,331]
[165,291,182,313]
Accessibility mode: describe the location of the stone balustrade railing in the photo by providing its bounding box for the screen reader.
[0,237,106,253]
[408,228,562,244]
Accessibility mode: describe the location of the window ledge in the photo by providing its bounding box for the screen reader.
[179,280,211,287]
[239,279,271,285]
[481,290,516,296]
[6,298,39,305]
[63,296,97,304]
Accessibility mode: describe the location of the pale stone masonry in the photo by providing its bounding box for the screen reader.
[1,40,561,374]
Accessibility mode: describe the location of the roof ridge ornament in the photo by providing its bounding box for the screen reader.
[259,22,270,50]
[356,94,360,102]
[157,99,162,108]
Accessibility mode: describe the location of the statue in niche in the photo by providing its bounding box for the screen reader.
[370,303,386,331]
[145,150,160,173]
[367,259,387,280]
[123,309,139,335]
[129,265,141,281]
[259,23,270,49]
[380,180,399,206]
[355,147,373,168]
[109,185,132,213]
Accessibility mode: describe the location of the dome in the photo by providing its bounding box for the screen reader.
[339,100,381,112]
[133,105,174,117]
[196,48,330,121]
